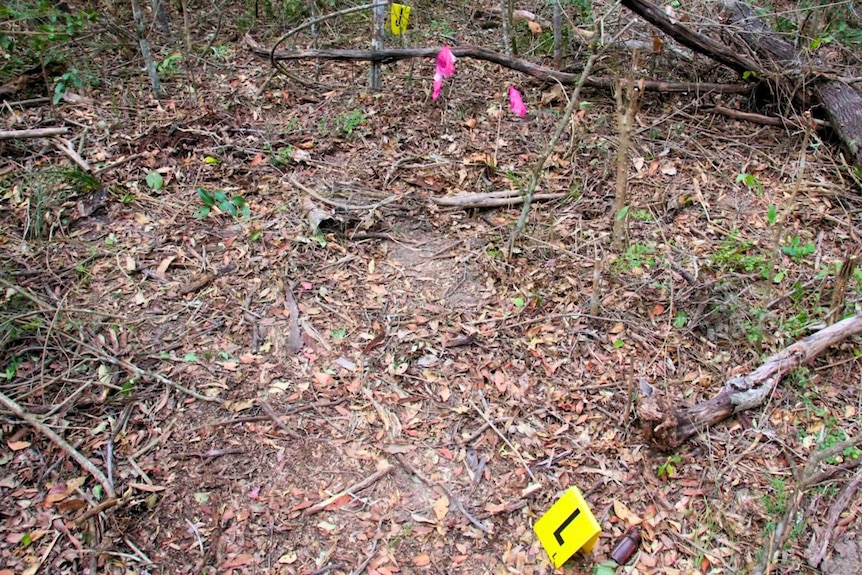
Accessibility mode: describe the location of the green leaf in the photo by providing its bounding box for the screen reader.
[193,206,210,219]
[613,339,625,348]
[594,561,618,575]
[673,311,688,328]
[204,156,220,165]
[183,353,199,362]
[773,271,785,283]
[197,188,214,206]
[21,532,32,547]
[767,204,777,226]
[616,205,630,221]
[512,297,526,308]
[214,190,228,203]
[146,171,164,191]
[194,492,210,504]
[220,200,238,216]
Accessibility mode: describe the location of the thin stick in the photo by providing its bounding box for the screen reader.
[0,390,115,498]
[290,176,399,211]
[0,127,69,140]
[393,454,490,533]
[304,463,393,515]
[506,2,629,255]
[269,2,386,78]
[257,400,301,439]
[471,403,535,481]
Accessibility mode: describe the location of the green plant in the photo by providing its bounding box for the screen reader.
[157,53,182,79]
[52,68,82,104]
[764,477,788,515]
[736,172,763,194]
[210,44,232,61]
[630,208,652,222]
[0,1,95,72]
[712,231,769,277]
[194,188,250,219]
[146,171,164,191]
[268,145,295,166]
[614,242,656,272]
[673,310,688,328]
[336,109,366,137]
[781,236,815,262]
[0,356,23,380]
[657,455,681,478]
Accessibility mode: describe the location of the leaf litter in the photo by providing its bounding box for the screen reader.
[1,1,862,574]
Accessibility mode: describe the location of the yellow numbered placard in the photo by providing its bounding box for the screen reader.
[390,3,411,35]
[533,486,601,568]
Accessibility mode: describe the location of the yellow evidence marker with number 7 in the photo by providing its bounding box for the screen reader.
[533,486,602,568]
[390,4,411,35]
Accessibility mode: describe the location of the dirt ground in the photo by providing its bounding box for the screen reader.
[2,0,862,574]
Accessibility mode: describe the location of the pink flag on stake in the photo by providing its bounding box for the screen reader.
[432,45,456,100]
[509,86,527,117]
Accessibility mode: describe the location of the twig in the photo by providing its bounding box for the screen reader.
[304,463,393,515]
[0,127,69,140]
[290,176,399,211]
[0,279,218,402]
[250,40,751,95]
[348,541,378,575]
[506,2,629,255]
[257,400,302,439]
[393,453,490,533]
[268,2,386,79]
[283,278,304,355]
[73,497,121,526]
[471,403,536,481]
[806,466,862,567]
[0,390,115,498]
[52,137,92,171]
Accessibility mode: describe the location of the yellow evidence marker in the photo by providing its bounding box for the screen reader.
[390,3,411,35]
[533,486,602,568]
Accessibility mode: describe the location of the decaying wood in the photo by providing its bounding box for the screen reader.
[432,190,566,208]
[246,35,751,95]
[639,313,862,450]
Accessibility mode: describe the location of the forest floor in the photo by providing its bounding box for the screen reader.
[1,0,862,574]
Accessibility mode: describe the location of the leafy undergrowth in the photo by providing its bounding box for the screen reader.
[2,1,862,574]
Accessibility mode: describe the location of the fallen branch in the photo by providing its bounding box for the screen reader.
[304,462,393,515]
[0,390,116,498]
[0,127,69,140]
[432,190,566,208]
[639,313,862,450]
[246,35,751,95]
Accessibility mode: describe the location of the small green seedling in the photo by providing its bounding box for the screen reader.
[657,455,681,479]
[195,188,250,219]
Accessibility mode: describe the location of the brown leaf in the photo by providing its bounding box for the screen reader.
[413,553,431,566]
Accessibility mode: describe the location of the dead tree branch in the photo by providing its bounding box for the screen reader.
[246,35,751,95]
[639,313,862,450]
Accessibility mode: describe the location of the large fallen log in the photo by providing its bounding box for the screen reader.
[639,313,862,450]
[621,0,862,169]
